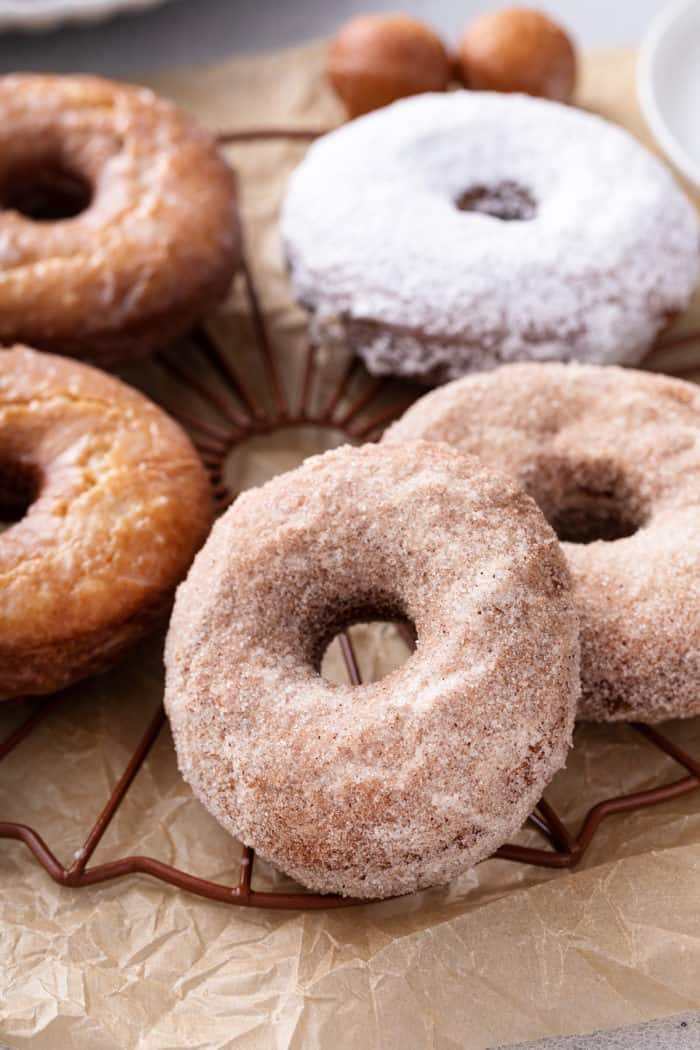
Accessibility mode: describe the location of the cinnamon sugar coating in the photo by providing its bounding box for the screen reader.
[385,363,700,722]
[164,442,579,899]
[0,346,213,699]
[0,75,239,365]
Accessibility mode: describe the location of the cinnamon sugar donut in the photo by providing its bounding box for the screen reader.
[0,75,239,365]
[164,442,579,899]
[385,363,700,722]
[282,92,700,383]
[0,346,213,700]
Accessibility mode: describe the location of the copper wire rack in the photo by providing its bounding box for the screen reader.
[1,128,700,910]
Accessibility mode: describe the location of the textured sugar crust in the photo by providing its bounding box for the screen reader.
[165,441,580,899]
[384,363,700,722]
[281,92,700,384]
[0,75,239,365]
[0,345,213,699]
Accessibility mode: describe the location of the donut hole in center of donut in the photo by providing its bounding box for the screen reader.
[318,602,415,685]
[455,181,537,221]
[0,459,41,530]
[527,456,646,544]
[0,159,93,221]
[549,501,640,544]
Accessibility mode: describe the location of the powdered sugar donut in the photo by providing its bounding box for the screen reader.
[165,441,579,899]
[282,92,700,384]
[384,363,700,722]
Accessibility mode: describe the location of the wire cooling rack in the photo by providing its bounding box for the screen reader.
[1,128,700,909]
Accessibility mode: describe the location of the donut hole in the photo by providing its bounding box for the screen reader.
[455,181,537,221]
[0,458,41,530]
[321,621,414,684]
[0,159,93,221]
[526,456,646,544]
[318,601,415,685]
[548,501,640,544]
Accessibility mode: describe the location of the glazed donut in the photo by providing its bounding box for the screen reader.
[165,441,579,899]
[0,346,213,700]
[282,92,700,384]
[384,362,700,722]
[0,75,239,365]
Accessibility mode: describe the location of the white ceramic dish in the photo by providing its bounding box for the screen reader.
[0,0,167,32]
[638,0,700,189]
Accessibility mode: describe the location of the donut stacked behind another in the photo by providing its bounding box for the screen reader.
[385,362,700,722]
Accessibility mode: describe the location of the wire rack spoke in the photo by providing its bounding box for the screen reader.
[191,324,266,425]
[239,253,289,421]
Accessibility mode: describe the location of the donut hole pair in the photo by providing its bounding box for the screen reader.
[455,180,537,222]
[0,457,41,530]
[0,156,92,222]
[523,453,647,545]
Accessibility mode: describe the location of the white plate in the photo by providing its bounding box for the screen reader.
[0,0,168,32]
[638,0,700,189]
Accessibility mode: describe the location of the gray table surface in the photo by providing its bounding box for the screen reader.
[0,0,670,76]
[0,2,694,1049]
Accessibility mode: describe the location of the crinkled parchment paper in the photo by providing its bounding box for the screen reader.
[2,43,700,1050]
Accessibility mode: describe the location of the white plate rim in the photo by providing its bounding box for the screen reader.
[0,0,167,33]
[638,0,700,189]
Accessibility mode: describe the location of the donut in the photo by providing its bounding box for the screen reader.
[384,362,700,722]
[0,75,239,365]
[0,345,213,700]
[456,8,577,103]
[281,92,700,384]
[164,441,579,898]
[326,13,452,118]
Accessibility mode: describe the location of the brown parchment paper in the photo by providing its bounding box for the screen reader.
[2,42,700,1050]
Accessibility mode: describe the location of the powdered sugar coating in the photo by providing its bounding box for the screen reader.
[165,441,579,899]
[384,363,700,722]
[281,92,700,383]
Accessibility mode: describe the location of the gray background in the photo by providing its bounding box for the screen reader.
[0,0,670,76]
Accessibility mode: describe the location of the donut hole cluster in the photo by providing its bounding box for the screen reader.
[455,180,537,221]
[525,454,647,544]
[0,458,41,529]
[0,157,93,222]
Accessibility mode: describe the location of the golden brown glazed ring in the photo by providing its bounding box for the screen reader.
[0,346,213,700]
[0,75,239,365]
